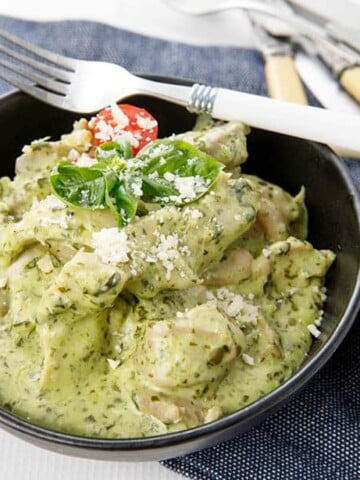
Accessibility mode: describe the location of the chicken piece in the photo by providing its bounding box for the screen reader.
[235,176,307,256]
[38,312,108,396]
[137,393,203,426]
[258,237,335,369]
[2,120,92,219]
[136,392,222,428]
[264,237,335,291]
[202,248,253,286]
[3,245,61,326]
[105,296,141,363]
[125,173,259,297]
[134,304,245,398]
[36,251,125,325]
[36,251,126,394]
[0,194,117,268]
[177,121,249,168]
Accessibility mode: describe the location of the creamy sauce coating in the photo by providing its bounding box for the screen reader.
[0,119,334,437]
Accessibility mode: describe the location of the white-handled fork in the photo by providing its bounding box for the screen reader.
[0,28,360,155]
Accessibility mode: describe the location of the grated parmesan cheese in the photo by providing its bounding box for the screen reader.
[68,148,80,162]
[34,196,69,229]
[164,172,175,182]
[307,324,321,338]
[135,114,157,130]
[213,288,259,325]
[94,119,114,143]
[115,131,139,148]
[92,228,130,265]
[146,233,180,280]
[110,104,129,129]
[107,358,121,370]
[74,153,97,167]
[182,207,204,219]
[314,310,324,327]
[35,195,67,211]
[242,353,255,366]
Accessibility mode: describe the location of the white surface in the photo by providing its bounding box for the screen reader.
[0,0,256,47]
[290,0,360,28]
[0,428,176,480]
[0,1,359,479]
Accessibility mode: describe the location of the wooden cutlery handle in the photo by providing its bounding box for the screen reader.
[340,66,360,104]
[265,55,307,105]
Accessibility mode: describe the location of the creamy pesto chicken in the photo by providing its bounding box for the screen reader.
[0,116,334,438]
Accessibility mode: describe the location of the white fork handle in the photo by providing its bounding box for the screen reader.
[211,87,360,154]
[139,79,360,154]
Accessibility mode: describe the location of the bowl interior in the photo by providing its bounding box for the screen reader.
[0,90,358,460]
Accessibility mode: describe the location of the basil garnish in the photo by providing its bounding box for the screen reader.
[138,139,222,205]
[50,138,222,227]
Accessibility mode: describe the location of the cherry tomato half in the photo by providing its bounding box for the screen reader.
[90,104,158,155]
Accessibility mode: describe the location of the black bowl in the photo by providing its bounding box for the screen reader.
[0,85,359,461]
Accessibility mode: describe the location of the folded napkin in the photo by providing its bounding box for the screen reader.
[0,16,358,480]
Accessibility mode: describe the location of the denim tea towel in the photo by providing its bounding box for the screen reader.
[0,16,358,480]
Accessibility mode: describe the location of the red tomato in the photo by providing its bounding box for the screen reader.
[90,104,158,155]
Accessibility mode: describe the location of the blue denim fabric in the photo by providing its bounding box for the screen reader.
[0,16,358,480]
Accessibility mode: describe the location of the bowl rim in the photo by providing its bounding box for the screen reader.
[0,86,359,453]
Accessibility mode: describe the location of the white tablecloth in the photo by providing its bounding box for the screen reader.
[0,1,358,479]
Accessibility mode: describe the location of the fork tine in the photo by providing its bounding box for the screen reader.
[0,57,69,95]
[0,68,65,109]
[0,29,76,70]
[0,44,73,82]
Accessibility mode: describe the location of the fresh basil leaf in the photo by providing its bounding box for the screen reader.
[95,140,132,162]
[137,139,223,205]
[50,162,106,209]
[105,174,139,227]
[50,138,222,227]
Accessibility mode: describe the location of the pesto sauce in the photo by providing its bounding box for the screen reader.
[0,119,335,438]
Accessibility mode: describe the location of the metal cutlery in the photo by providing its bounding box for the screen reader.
[254,12,360,104]
[164,0,360,105]
[162,0,327,41]
[0,29,360,155]
[262,0,360,104]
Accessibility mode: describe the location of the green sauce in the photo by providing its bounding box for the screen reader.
[0,118,334,438]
